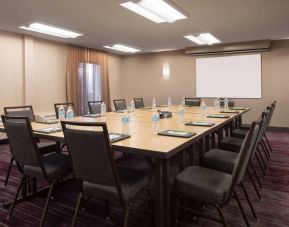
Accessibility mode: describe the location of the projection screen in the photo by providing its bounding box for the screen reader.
[196,54,262,98]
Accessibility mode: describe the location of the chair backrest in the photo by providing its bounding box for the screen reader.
[113,99,127,111]
[185,98,201,106]
[61,121,124,203]
[133,98,145,109]
[220,99,235,107]
[1,115,41,168]
[54,103,76,119]
[229,120,260,196]
[88,101,102,114]
[4,106,35,122]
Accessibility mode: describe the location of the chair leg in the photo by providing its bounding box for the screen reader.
[246,169,262,202]
[264,134,273,152]
[72,191,84,227]
[249,161,263,190]
[234,190,250,227]
[240,182,257,221]
[7,176,25,219]
[214,204,228,227]
[260,141,270,161]
[255,153,266,177]
[39,181,56,227]
[174,196,181,227]
[4,157,14,186]
[123,202,132,227]
[257,148,268,172]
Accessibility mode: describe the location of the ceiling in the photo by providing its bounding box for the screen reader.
[1,0,289,54]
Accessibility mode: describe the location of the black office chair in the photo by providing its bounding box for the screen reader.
[3,105,59,186]
[185,98,201,106]
[113,99,127,112]
[61,121,149,227]
[133,98,145,109]
[1,115,72,227]
[88,101,102,114]
[54,102,76,119]
[174,121,260,227]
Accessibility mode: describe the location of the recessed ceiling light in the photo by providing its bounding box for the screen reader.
[19,22,83,38]
[120,0,187,23]
[184,33,221,45]
[103,44,141,53]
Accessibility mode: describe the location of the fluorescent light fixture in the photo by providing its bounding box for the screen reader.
[184,33,221,45]
[19,22,82,38]
[103,44,141,53]
[198,33,221,45]
[184,35,206,45]
[162,63,170,79]
[120,0,187,23]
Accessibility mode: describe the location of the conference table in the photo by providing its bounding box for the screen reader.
[0,106,250,227]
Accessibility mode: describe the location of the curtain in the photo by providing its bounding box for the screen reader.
[66,45,111,114]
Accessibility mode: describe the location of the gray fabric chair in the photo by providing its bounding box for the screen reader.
[1,115,72,227]
[4,105,35,122]
[113,99,127,111]
[3,105,59,187]
[88,101,102,114]
[185,98,201,106]
[61,121,149,227]
[174,120,260,227]
[54,102,76,119]
[133,98,145,109]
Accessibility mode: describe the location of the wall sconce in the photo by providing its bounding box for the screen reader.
[162,64,170,80]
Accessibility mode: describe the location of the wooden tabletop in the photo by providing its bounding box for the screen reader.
[24,106,249,159]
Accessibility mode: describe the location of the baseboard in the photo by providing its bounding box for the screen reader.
[268,126,289,132]
[0,138,8,144]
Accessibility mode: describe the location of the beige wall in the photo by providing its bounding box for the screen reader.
[121,40,289,127]
[0,31,67,115]
[0,31,24,114]
[108,53,123,106]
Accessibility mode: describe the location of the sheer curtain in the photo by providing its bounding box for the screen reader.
[77,63,102,115]
[66,45,111,115]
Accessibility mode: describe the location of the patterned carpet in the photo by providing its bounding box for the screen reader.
[0,131,289,227]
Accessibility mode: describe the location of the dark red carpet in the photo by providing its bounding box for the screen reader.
[0,131,289,227]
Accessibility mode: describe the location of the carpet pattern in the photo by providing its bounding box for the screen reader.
[0,131,289,227]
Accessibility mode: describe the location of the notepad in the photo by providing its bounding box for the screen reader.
[207,114,230,119]
[82,114,101,118]
[158,130,196,138]
[34,127,62,134]
[220,110,240,113]
[185,121,215,127]
[36,119,59,124]
[109,133,131,143]
[230,107,247,110]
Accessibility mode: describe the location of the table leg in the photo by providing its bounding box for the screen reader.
[155,158,170,227]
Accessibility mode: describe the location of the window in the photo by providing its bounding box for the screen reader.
[77,63,102,114]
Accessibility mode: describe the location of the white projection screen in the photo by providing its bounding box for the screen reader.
[196,54,262,98]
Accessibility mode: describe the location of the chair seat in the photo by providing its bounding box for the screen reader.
[231,129,248,139]
[202,149,238,174]
[219,137,243,153]
[174,166,232,205]
[83,166,149,203]
[24,153,72,181]
[38,141,59,155]
[239,124,251,130]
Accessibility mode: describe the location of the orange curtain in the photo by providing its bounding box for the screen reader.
[66,45,111,113]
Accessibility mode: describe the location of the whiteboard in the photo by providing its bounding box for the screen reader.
[196,54,262,98]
